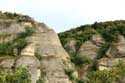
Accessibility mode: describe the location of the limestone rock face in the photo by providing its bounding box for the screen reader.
[21,44,35,56]
[77,41,99,59]
[0,17,71,83]
[15,56,41,83]
[91,34,105,47]
[106,35,125,58]
[0,21,25,34]
[34,29,69,60]
[64,40,77,54]
[0,57,15,72]
[30,25,71,83]
[0,56,40,83]
[98,58,125,70]
[41,58,71,83]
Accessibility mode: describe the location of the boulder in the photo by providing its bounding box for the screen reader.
[106,35,125,58]
[97,58,125,70]
[64,39,77,54]
[91,34,105,47]
[77,41,99,59]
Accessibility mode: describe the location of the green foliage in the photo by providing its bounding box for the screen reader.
[87,70,115,83]
[58,20,125,83]
[35,50,46,83]
[77,79,86,83]
[0,11,32,21]
[59,20,125,46]
[14,27,35,54]
[112,60,125,83]
[59,20,125,61]
[87,60,125,83]
[17,27,35,39]
[97,43,110,59]
[35,52,43,60]
[70,54,92,66]
[0,27,35,56]
[59,25,96,50]
[0,42,14,56]
[14,39,29,54]
[0,66,31,83]
[37,69,46,83]
[65,68,74,81]
[36,78,45,83]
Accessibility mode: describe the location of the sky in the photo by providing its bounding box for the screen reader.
[0,0,125,32]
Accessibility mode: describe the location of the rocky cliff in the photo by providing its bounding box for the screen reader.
[59,20,125,83]
[1,12,125,83]
[0,12,72,83]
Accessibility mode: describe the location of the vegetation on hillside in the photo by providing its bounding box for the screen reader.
[65,60,125,83]
[59,20,125,60]
[59,20,125,46]
[0,11,32,22]
[59,20,125,83]
[0,66,31,83]
[0,26,35,56]
[86,60,125,83]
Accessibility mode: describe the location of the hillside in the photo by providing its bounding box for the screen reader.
[1,11,125,83]
[58,20,125,83]
[0,11,72,83]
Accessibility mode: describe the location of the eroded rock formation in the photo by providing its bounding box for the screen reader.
[0,13,71,83]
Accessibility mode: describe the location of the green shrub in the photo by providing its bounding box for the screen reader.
[0,27,35,56]
[0,66,31,83]
[97,43,110,59]
[14,39,29,54]
[87,70,115,83]
[17,27,35,39]
[0,42,14,56]
[0,11,32,21]
[112,60,125,83]
[87,60,125,83]
[58,20,125,52]
[4,12,14,19]
[71,54,92,66]
[35,52,43,60]
[65,68,77,81]
[77,79,87,83]
[37,68,46,83]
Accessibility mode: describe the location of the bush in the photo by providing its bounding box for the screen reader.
[97,43,110,59]
[71,54,92,66]
[87,60,125,83]
[14,39,29,54]
[0,66,31,83]
[77,79,87,83]
[0,27,35,56]
[112,60,125,83]
[58,20,125,52]
[37,69,46,83]
[0,42,14,56]
[65,68,77,81]
[17,27,35,39]
[87,70,115,83]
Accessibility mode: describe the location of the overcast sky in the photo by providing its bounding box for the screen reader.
[0,0,125,32]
